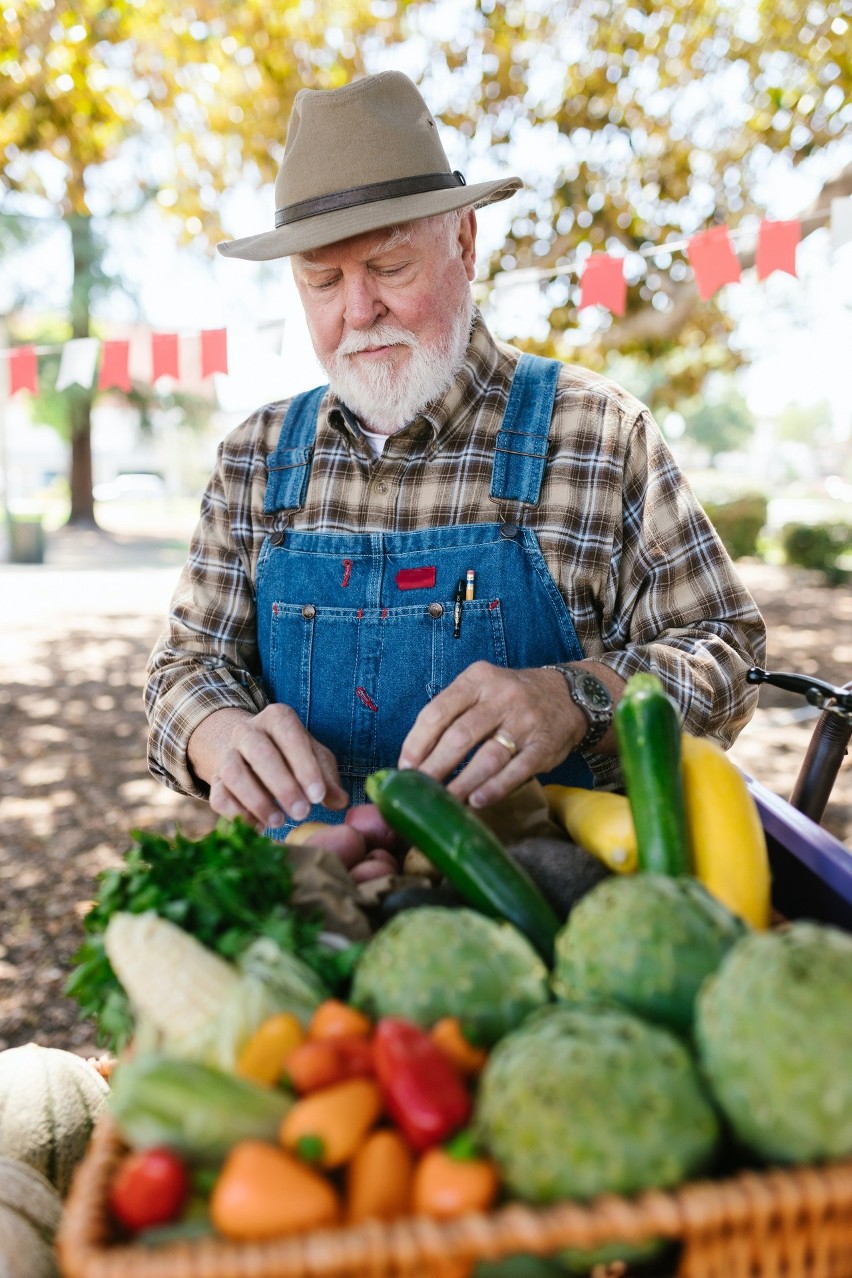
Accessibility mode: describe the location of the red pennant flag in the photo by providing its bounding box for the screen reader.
[756,219,801,280]
[8,346,38,396]
[98,340,131,391]
[201,328,228,378]
[578,254,627,315]
[686,226,741,300]
[151,332,180,382]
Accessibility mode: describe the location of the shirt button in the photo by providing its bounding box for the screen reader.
[374,480,389,494]
[427,602,444,618]
[301,604,316,619]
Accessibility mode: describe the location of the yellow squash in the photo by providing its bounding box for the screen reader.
[680,733,771,929]
[543,785,638,874]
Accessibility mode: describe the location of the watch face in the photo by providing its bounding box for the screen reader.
[579,673,612,710]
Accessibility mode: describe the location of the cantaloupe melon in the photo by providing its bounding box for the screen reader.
[0,1154,62,1278]
[0,1044,108,1196]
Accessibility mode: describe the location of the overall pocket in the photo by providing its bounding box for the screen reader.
[265,599,509,775]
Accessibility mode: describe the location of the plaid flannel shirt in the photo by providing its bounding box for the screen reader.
[145,311,766,795]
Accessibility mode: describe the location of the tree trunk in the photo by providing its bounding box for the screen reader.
[66,213,98,527]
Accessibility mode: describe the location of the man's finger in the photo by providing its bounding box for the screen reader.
[398,665,490,768]
[210,770,284,830]
[446,733,528,804]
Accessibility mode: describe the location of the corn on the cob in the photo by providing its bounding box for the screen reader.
[104,911,240,1040]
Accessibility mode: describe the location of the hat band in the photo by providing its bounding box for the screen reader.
[275,170,466,228]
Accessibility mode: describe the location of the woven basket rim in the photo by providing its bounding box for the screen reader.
[57,1112,852,1278]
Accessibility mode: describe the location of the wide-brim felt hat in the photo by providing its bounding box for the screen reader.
[217,71,522,260]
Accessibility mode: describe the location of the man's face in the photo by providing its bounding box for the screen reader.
[291,210,477,432]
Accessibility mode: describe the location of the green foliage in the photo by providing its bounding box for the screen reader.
[426,0,852,398]
[680,386,756,462]
[65,818,360,1052]
[780,521,852,586]
[704,493,769,560]
[776,400,834,446]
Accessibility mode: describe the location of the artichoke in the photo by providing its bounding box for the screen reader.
[552,874,747,1033]
[350,907,549,1046]
[695,921,852,1163]
[475,1003,719,1204]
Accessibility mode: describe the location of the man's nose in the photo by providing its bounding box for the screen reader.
[342,275,388,329]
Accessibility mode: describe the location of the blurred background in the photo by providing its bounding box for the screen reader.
[1,0,850,1050]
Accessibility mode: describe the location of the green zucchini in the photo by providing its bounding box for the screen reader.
[613,673,690,876]
[365,769,561,961]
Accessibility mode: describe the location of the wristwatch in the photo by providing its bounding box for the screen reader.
[542,664,613,751]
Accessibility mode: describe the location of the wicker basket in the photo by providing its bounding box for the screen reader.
[57,1110,852,1278]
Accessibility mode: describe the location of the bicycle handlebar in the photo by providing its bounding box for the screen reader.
[747,667,852,717]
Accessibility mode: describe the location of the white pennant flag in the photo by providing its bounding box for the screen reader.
[830,196,852,251]
[56,338,99,390]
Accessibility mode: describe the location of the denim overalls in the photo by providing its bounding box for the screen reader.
[256,353,594,832]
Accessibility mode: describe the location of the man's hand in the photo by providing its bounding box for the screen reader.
[398,661,624,808]
[188,704,349,830]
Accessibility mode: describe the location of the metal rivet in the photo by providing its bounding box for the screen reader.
[270,530,286,547]
[301,604,316,619]
[427,602,444,618]
[499,521,519,539]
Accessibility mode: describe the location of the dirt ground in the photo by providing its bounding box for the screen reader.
[1,525,849,1056]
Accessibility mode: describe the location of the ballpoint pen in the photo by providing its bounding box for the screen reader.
[453,578,465,638]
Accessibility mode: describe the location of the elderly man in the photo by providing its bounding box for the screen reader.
[145,71,765,852]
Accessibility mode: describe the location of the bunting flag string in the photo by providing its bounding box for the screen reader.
[0,327,228,399]
[491,199,850,309]
[1,196,850,398]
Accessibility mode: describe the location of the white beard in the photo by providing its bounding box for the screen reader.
[318,292,474,434]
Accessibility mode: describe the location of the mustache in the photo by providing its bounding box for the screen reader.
[336,325,419,357]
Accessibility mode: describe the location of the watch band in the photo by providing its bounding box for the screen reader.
[542,663,613,751]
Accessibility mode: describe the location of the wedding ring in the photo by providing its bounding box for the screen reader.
[492,728,518,756]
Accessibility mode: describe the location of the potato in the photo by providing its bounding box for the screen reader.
[284,821,367,869]
[349,850,399,883]
[344,804,402,850]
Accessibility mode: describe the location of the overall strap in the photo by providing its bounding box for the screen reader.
[489,353,561,506]
[264,384,328,514]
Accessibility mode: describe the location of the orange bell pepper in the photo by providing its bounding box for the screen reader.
[412,1145,499,1219]
[345,1127,414,1224]
[280,1076,383,1168]
[283,1034,374,1094]
[429,1018,488,1077]
[209,1140,339,1241]
[308,998,373,1040]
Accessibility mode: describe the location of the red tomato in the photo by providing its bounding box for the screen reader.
[109,1147,190,1232]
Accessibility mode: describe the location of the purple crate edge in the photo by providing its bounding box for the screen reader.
[744,772,852,908]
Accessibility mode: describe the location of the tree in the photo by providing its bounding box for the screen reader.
[0,0,412,524]
[415,0,852,404]
[680,382,756,463]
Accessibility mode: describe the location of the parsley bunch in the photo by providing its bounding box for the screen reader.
[66,818,361,1052]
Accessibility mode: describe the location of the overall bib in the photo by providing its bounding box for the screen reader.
[256,354,594,834]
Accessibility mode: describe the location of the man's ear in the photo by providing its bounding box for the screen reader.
[459,209,477,280]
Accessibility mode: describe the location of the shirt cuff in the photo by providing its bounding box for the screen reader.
[147,674,268,799]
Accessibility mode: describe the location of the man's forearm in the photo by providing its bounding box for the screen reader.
[187,706,255,788]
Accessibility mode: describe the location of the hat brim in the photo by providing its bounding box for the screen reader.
[217,176,522,261]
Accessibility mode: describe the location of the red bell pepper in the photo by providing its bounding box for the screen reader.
[373,1017,471,1151]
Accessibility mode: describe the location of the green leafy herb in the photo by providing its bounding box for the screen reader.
[66,818,359,1051]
